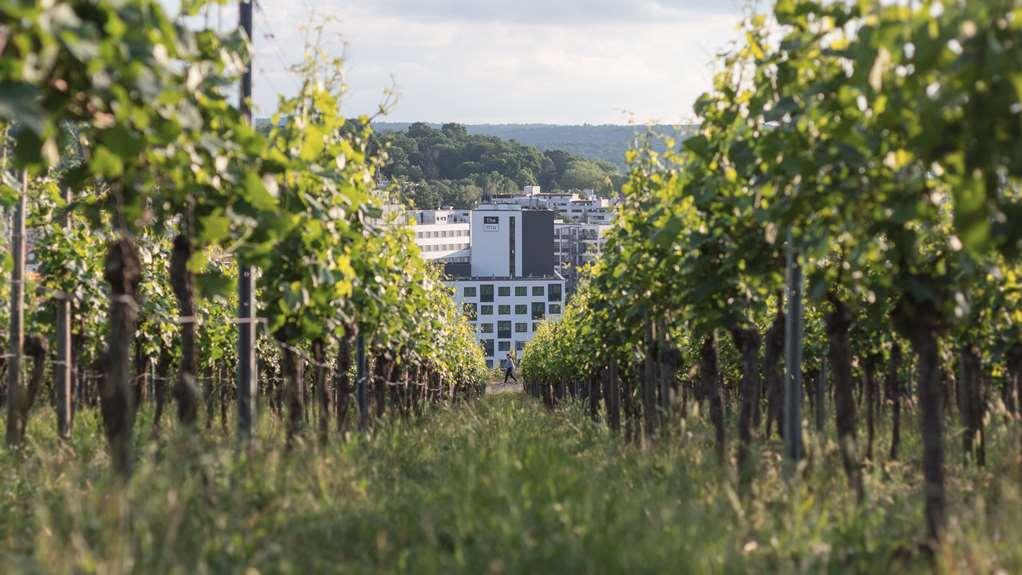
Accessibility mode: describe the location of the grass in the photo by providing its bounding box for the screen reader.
[0,393,1020,573]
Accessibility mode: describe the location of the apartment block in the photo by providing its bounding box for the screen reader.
[554,221,611,295]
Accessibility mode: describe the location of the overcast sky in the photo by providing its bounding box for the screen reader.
[197,1,747,124]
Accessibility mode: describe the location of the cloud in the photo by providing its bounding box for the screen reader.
[233,0,745,123]
[362,0,742,24]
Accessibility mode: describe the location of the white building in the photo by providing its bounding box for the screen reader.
[493,187,615,224]
[564,198,613,224]
[414,223,470,263]
[407,200,582,368]
[409,209,472,263]
[451,277,565,365]
[425,203,565,369]
[554,221,612,295]
[410,208,470,225]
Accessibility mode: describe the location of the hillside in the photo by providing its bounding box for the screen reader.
[374,122,696,170]
[374,123,625,209]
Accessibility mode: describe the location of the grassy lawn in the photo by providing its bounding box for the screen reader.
[1,394,1020,573]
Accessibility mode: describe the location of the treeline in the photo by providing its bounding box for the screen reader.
[520,0,1022,559]
[375,123,623,208]
[375,122,696,171]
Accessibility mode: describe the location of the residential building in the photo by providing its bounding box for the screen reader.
[554,221,612,295]
[438,204,565,369]
[493,186,615,224]
[452,277,565,368]
[409,209,472,263]
[410,208,471,225]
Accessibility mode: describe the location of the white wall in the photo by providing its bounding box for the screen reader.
[414,222,471,261]
[470,206,523,278]
[446,277,565,368]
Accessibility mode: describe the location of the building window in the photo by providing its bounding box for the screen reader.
[515,304,527,315]
[498,304,511,315]
[463,286,477,298]
[515,322,528,333]
[515,341,526,351]
[532,302,545,320]
[463,303,477,320]
[549,303,562,315]
[480,284,494,303]
[548,284,562,302]
[515,286,527,297]
[498,286,511,297]
[482,340,494,357]
[532,286,545,297]
[481,305,493,315]
[480,323,494,334]
[532,322,541,332]
[498,340,511,352]
[498,320,512,339]
[486,359,493,369]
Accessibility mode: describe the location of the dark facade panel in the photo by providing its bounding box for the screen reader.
[522,210,555,277]
[443,261,471,279]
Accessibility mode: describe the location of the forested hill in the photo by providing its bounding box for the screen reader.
[373,122,625,210]
[374,122,695,171]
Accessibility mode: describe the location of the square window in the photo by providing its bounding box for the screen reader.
[463,303,477,320]
[532,322,541,332]
[532,286,545,296]
[498,304,511,315]
[515,322,528,333]
[481,305,493,315]
[486,359,493,369]
[463,286,477,298]
[515,341,526,351]
[498,286,511,297]
[498,341,511,352]
[548,284,562,302]
[482,340,494,357]
[498,320,512,339]
[480,323,494,334]
[480,284,494,303]
[549,303,562,315]
[531,301,545,320]
[515,304,528,315]
[515,286,527,297]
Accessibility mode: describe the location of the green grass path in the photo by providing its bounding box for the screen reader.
[2,393,1020,573]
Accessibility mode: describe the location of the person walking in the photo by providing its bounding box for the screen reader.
[503,352,518,384]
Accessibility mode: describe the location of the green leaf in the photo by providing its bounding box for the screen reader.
[0,82,46,135]
[199,212,231,246]
[197,269,234,298]
[100,124,144,158]
[187,249,208,273]
[89,146,124,177]
[0,184,17,207]
[243,172,277,211]
[300,124,325,161]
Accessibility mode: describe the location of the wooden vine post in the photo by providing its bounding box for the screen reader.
[55,184,73,439]
[783,230,804,467]
[5,171,27,447]
[236,0,258,439]
[816,351,827,433]
[357,333,368,431]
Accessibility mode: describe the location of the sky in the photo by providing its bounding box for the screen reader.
[196,1,747,125]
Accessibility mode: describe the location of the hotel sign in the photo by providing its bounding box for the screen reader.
[483,216,499,231]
